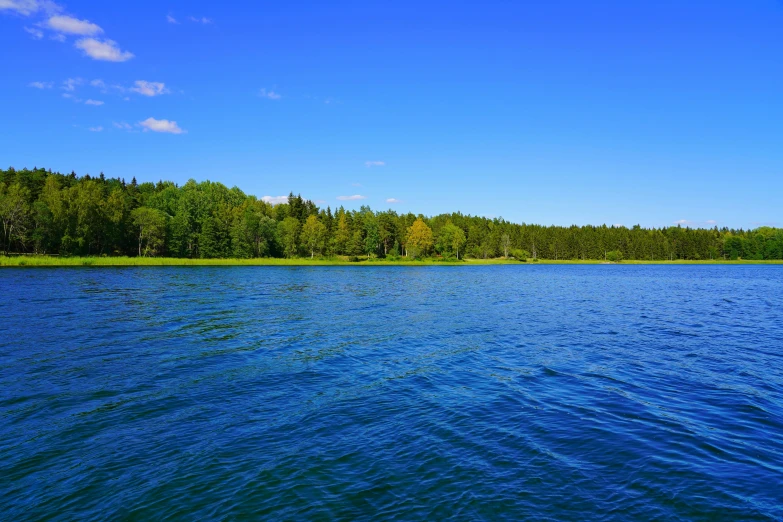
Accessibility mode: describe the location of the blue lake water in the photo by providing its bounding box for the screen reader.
[1,265,782,520]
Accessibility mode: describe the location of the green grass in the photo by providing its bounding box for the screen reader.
[2,255,782,267]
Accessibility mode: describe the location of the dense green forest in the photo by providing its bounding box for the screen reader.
[1,166,781,261]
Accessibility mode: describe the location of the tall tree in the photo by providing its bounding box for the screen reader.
[301,215,327,258]
[0,183,31,254]
[407,218,434,258]
[278,217,300,258]
[130,207,167,257]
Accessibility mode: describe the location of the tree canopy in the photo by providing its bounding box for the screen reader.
[1,166,782,261]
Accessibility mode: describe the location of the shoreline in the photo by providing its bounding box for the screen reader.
[2,256,782,267]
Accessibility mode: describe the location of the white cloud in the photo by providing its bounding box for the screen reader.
[29,80,52,89]
[23,26,42,38]
[113,121,133,130]
[259,88,281,100]
[46,14,102,35]
[337,195,367,201]
[130,80,168,97]
[62,77,82,91]
[188,16,212,24]
[166,14,178,24]
[675,219,718,228]
[365,161,385,167]
[90,79,105,88]
[139,117,185,134]
[88,126,103,132]
[49,32,65,42]
[75,38,133,62]
[84,99,103,106]
[0,0,61,16]
[261,195,289,205]
[386,198,402,204]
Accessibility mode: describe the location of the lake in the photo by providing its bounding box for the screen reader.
[1,265,782,520]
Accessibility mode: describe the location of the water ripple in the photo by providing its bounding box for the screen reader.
[1,265,782,520]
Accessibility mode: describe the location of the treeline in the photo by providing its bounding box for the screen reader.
[1,166,782,261]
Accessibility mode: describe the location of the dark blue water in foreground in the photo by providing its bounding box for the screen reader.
[1,265,782,520]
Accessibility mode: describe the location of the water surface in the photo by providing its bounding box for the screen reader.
[1,265,782,519]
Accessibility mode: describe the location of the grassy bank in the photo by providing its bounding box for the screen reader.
[2,256,782,267]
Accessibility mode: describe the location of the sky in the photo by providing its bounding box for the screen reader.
[1,0,782,229]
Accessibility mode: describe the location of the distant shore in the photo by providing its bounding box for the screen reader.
[2,256,782,267]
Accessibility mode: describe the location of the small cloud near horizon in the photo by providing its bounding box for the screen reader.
[386,198,402,204]
[337,195,367,201]
[138,117,185,134]
[675,219,718,227]
[261,195,288,205]
[365,161,385,167]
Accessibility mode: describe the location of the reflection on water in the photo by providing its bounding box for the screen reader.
[1,265,782,519]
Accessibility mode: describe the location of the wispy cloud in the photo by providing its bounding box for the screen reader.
[75,38,133,62]
[90,78,105,89]
[188,15,211,24]
[386,198,402,204]
[139,117,185,134]
[337,195,367,201]
[2,1,134,62]
[365,161,385,168]
[261,195,289,205]
[84,99,103,106]
[46,14,101,35]
[130,80,168,97]
[62,77,82,91]
[259,88,281,100]
[0,0,62,16]
[166,14,178,24]
[23,25,42,38]
[112,121,133,131]
[29,80,52,89]
[88,125,103,132]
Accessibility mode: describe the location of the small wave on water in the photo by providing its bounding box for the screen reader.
[1,265,782,520]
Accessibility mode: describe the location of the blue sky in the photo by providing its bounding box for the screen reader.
[1,0,782,229]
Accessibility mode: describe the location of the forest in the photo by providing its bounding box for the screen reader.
[1,166,782,261]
